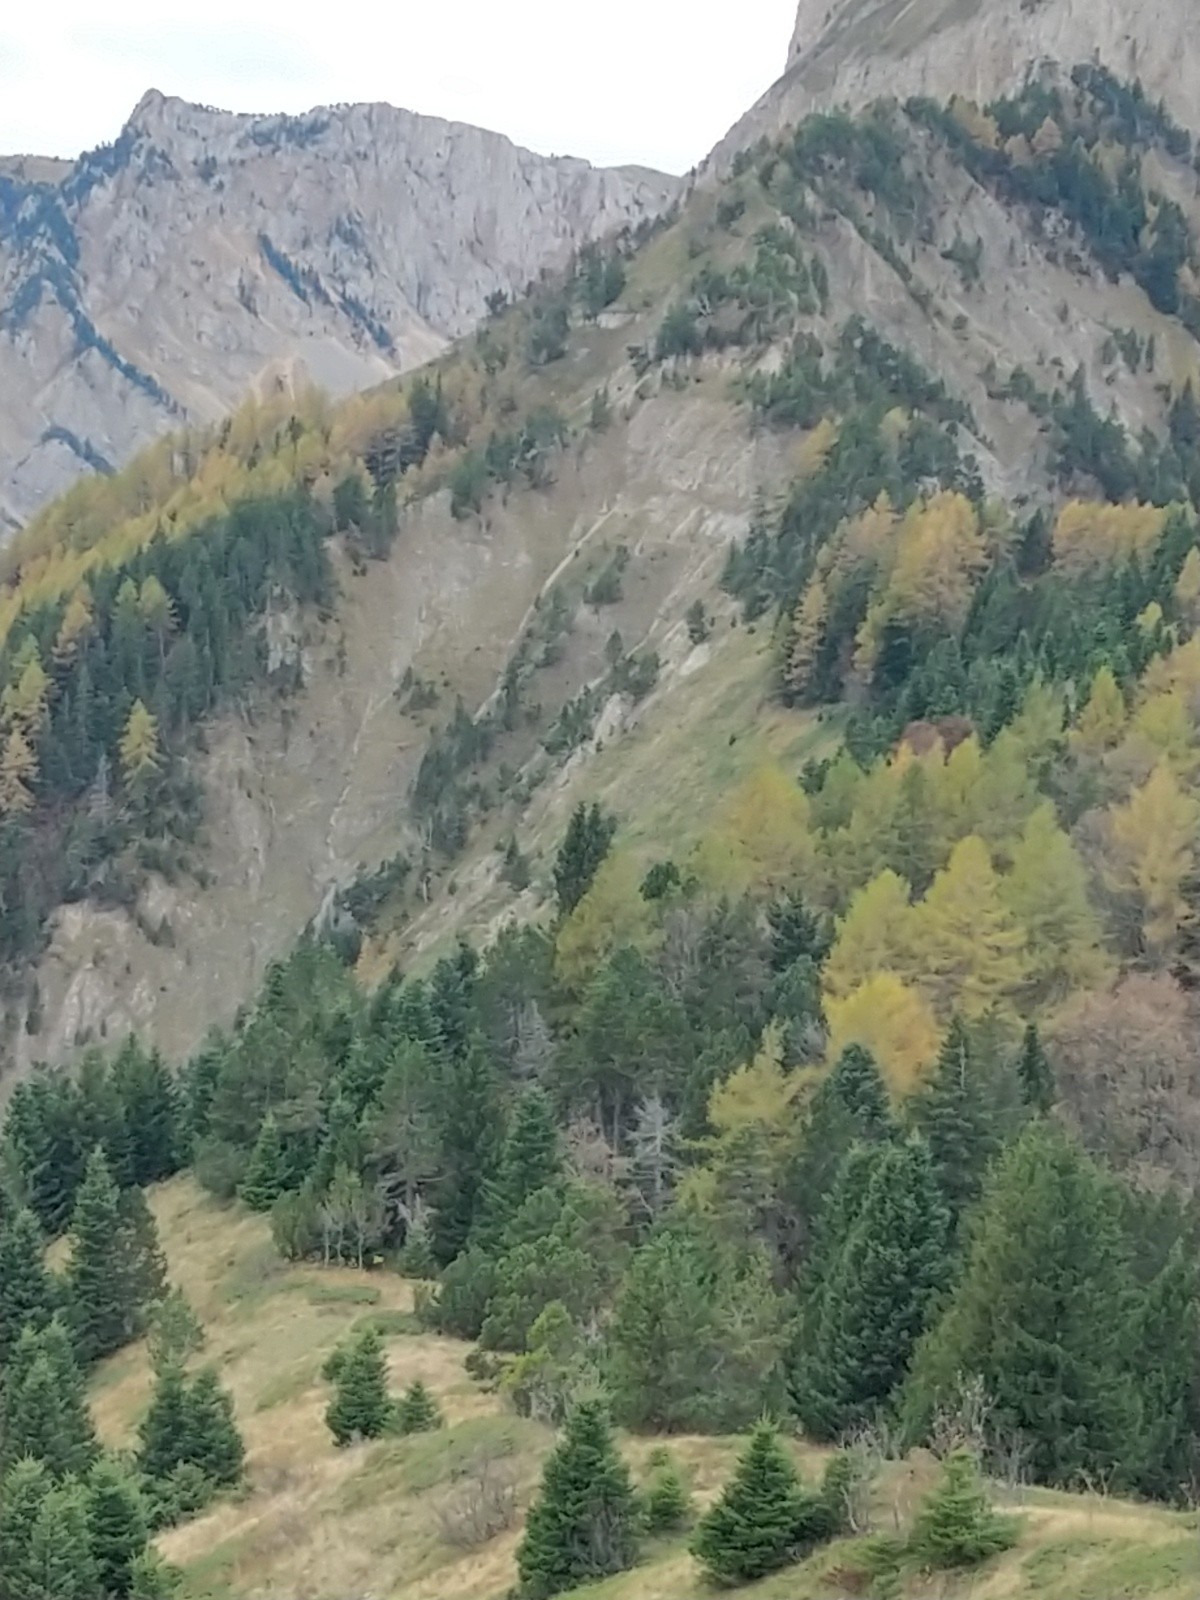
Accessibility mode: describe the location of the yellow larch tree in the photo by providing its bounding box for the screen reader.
[824,972,941,1098]
[1105,759,1200,960]
[708,765,817,896]
[1174,546,1200,626]
[118,699,162,788]
[52,586,95,666]
[783,579,828,701]
[823,870,917,1000]
[138,575,176,666]
[1052,501,1166,579]
[1070,664,1127,757]
[910,835,1029,1020]
[1,646,50,738]
[1000,803,1111,999]
[1125,690,1197,778]
[555,850,657,990]
[0,727,37,817]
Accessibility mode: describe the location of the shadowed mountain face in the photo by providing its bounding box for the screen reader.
[0,91,679,532]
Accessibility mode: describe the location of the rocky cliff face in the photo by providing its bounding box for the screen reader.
[713,0,1199,166]
[0,92,679,530]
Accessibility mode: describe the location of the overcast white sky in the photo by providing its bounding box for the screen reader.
[1,2,796,174]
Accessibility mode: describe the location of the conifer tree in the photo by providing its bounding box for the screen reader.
[111,1044,179,1187]
[128,1549,179,1600]
[0,1457,52,1600]
[116,1185,168,1341]
[395,1379,443,1435]
[690,1420,816,1584]
[28,1478,100,1600]
[796,1140,949,1439]
[516,1398,638,1599]
[1,1335,96,1478]
[481,1087,561,1244]
[86,1457,150,1599]
[118,700,161,787]
[912,1019,998,1225]
[325,1325,392,1446]
[827,1043,894,1137]
[184,1370,244,1488]
[1132,1241,1200,1502]
[909,1451,1016,1568]
[0,1208,54,1365]
[67,1146,132,1364]
[137,1364,191,1483]
[903,1121,1142,1488]
[1016,1022,1055,1114]
[553,803,617,917]
[238,1113,286,1212]
[432,1035,503,1263]
[641,1448,691,1532]
[0,727,36,817]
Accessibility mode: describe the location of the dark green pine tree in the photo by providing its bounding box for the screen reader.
[2,1350,97,1478]
[137,1363,192,1483]
[909,1451,1016,1569]
[184,1369,244,1487]
[67,1146,133,1364]
[28,1478,100,1600]
[1017,1022,1056,1115]
[116,1186,168,1343]
[690,1420,814,1584]
[766,890,830,972]
[903,1121,1143,1490]
[480,1087,561,1245]
[828,1044,893,1138]
[0,1207,54,1365]
[641,1449,691,1532]
[0,1457,52,1600]
[432,1035,503,1264]
[238,1113,287,1212]
[128,1549,179,1600]
[86,1457,150,1599]
[111,1041,180,1186]
[516,1399,638,1599]
[0,1317,97,1477]
[395,1379,443,1435]
[796,1140,950,1440]
[1131,1241,1200,1502]
[552,802,617,917]
[912,1019,999,1226]
[325,1325,392,1447]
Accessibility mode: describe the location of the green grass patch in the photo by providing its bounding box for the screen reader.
[254,1363,314,1412]
[305,1280,382,1307]
[352,1307,422,1338]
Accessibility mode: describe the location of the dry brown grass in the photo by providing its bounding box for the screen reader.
[90,1177,1199,1600]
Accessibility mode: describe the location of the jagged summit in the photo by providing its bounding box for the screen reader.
[0,91,678,529]
[714,0,1197,165]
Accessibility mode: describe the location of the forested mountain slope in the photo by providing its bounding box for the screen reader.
[0,28,1198,1600]
[0,90,677,530]
[715,0,1200,171]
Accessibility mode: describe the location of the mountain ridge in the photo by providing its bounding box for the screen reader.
[713,0,1200,168]
[0,89,679,530]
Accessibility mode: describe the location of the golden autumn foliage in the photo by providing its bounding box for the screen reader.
[1105,760,1200,958]
[1000,804,1111,998]
[1052,501,1167,578]
[824,972,941,1097]
[1174,546,1200,623]
[823,870,916,1000]
[910,835,1028,1019]
[555,851,657,989]
[0,727,37,817]
[1071,665,1128,756]
[783,579,828,698]
[118,700,162,785]
[52,587,94,665]
[1,648,51,738]
[700,765,817,896]
[853,493,986,677]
